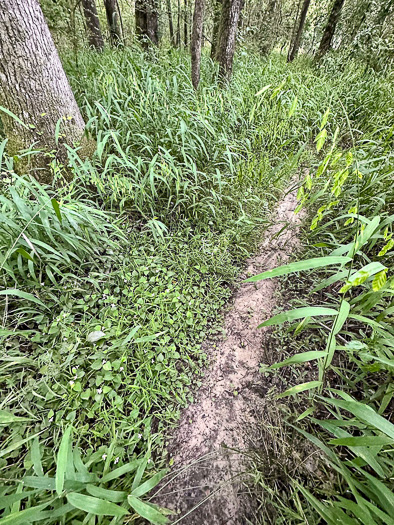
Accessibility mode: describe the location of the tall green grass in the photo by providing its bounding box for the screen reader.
[250,56,394,523]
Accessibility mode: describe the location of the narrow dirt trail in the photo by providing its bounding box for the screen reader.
[155,185,303,524]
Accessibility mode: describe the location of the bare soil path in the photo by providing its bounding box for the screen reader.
[155,184,303,524]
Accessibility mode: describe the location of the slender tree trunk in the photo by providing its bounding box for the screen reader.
[287,0,301,56]
[167,0,175,44]
[104,0,122,45]
[135,0,159,47]
[210,0,222,58]
[347,1,371,45]
[316,0,346,59]
[260,0,280,55]
[184,0,189,46]
[215,0,243,79]
[82,0,105,50]
[287,0,311,62]
[191,0,205,88]
[176,0,181,45]
[0,0,90,183]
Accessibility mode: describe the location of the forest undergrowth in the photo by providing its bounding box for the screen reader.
[1,47,393,523]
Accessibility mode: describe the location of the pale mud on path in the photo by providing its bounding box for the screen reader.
[155,184,303,524]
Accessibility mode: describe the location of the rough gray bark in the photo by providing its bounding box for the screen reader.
[191,0,205,89]
[287,0,311,62]
[316,0,346,58]
[215,0,243,79]
[104,0,122,45]
[82,0,104,50]
[210,0,222,58]
[0,0,89,182]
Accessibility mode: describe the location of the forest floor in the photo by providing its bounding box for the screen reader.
[155,182,303,524]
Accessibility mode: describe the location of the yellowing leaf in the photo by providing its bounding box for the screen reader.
[372,269,387,291]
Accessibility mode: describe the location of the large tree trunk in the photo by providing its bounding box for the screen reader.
[104,0,122,45]
[287,0,311,62]
[0,0,89,183]
[82,0,104,50]
[316,0,346,58]
[167,0,175,45]
[210,0,222,58]
[135,0,159,47]
[191,0,205,89]
[215,0,243,79]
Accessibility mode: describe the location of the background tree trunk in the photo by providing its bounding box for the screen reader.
[287,0,301,57]
[191,0,205,88]
[184,0,189,46]
[287,0,311,62]
[167,0,175,45]
[136,0,148,43]
[210,0,222,58]
[259,0,281,55]
[135,0,159,47]
[346,0,371,46]
[316,0,346,58]
[82,0,105,50]
[215,0,243,79]
[104,0,122,45]
[0,0,89,182]
[238,0,245,29]
[176,0,181,45]
[147,0,159,45]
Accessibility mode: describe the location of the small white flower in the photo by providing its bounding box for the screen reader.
[120,366,124,371]
[147,458,151,464]
[111,303,116,309]
[97,388,103,394]
[74,374,78,380]
[102,454,107,460]
[114,457,119,464]
[124,279,127,283]
[138,433,142,439]
[49,416,54,422]
[69,380,75,386]
[41,282,45,286]
[102,359,106,364]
